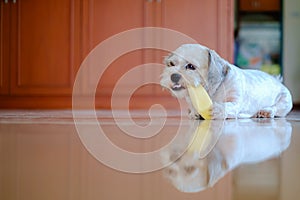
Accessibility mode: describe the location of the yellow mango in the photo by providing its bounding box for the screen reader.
[187,85,212,119]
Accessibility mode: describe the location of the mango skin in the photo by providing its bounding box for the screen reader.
[187,85,212,120]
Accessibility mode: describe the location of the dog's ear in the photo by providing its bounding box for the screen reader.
[206,49,230,95]
[208,49,229,77]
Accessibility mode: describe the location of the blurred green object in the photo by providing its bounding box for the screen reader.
[261,64,281,75]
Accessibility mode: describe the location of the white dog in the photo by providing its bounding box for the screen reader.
[160,44,293,119]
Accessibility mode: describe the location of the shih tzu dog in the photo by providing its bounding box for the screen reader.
[160,44,293,119]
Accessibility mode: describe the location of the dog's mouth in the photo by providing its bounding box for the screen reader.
[171,83,185,91]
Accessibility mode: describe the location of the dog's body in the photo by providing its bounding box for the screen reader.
[160,44,293,119]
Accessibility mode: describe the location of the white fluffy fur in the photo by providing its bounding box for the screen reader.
[160,44,293,119]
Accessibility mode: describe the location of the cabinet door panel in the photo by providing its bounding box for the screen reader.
[163,0,218,49]
[0,2,10,94]
[163,0,233,57]
[154,0,234,96]
[83,0,148,108]
[87,0,145,94]
[10,0,80,95]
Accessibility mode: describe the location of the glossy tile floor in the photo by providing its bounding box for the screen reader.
[0,110,300,200]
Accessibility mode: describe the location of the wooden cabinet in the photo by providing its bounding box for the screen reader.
[9,0,81,96]
[0,0,81,108]
[86,0,234,109]
[0,0,234,109]
[239,0,280,12]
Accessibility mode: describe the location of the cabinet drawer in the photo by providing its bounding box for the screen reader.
[239,0,280,12]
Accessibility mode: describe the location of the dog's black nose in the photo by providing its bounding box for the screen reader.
[171,73,181,83]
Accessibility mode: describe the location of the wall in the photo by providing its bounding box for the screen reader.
[283,0,300,103]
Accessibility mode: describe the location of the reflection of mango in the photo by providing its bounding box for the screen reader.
[187,85,212,120]
[188,120,211,157]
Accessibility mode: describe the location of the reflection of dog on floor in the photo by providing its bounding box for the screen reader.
[160,44,293,119]
[160,119,292,193]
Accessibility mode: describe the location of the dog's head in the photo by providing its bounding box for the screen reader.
[160,44,229,98]
[162,151,210,193]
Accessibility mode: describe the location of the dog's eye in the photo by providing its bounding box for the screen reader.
[167,61,175,67]
[185,63,196,70]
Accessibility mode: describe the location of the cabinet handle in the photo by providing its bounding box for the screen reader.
[251,0,260,8]
[12,0,16,3]
[146,0,161,2]
[4,0,9,3]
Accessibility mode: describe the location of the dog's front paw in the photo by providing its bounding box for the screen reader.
[211,103,227,119]
[253,108,275,118]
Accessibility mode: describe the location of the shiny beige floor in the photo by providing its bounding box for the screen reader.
[0,110,299,200]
